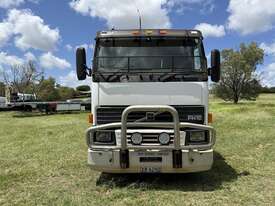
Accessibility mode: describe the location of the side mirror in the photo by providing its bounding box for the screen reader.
[210,49,220,82]
[76,47,87,80]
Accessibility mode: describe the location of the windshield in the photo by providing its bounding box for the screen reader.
[94,37,206,73]
[92,37,208,82]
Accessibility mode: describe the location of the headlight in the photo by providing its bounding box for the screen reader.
[131,133,143,145]
[93,131,115,144]
[187,130,207,144]
[158,133,170,145]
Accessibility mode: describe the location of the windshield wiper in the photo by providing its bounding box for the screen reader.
[105,73,119,82]
[106,72,128,82]
[105,73,146,82]
[158,73,176,82]
[93,71,108,81]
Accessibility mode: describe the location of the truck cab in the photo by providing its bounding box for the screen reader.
[76,29,220,173]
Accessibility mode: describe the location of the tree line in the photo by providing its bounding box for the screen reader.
[25,77,90,101]
[0,61,90,101]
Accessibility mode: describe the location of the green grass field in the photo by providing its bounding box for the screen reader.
[1,94,275,206]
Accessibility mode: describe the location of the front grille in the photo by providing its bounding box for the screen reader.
[127,133,174,145]
[96,105,204,125]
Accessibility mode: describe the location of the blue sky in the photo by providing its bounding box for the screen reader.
[0,0,275,87]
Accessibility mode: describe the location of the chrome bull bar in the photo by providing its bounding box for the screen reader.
[86,105,216,169]
[121,105,181,150]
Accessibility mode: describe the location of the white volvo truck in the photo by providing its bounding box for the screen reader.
[76,29,220,173]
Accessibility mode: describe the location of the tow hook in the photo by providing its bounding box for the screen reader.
[173,150,182,168]
[120,149,129,168]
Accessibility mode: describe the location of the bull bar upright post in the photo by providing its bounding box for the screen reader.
[120,105,182,169]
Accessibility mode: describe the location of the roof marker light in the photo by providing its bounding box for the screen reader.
[132,31,141,35]
[159,30,167,35]
[145,30,153,35]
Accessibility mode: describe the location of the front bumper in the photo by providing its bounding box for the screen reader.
[88,148,213,173]
[86,105,216,173]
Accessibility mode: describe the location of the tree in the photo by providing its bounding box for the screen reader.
[213,42,264,104]
[37,77,60,101]
[36,77,77,101]
[261,86,275,93]
[0,61,43,95]
[57,86,76,101]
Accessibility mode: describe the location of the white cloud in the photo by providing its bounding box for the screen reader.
[260,63,275,87]
[65,44,73,51]
[24,52,36,61]
[0,9,60,51]
[0,0,39,9]
[39,52,71,69]
[0,51,39,73]
[0,52,38,73]
[0,0,24,8]
[0,52,24,66]
[59,70,91,88]
[69,0,218,30]
[166,0,215,14]
[9,9,60,51]
[227,0,275,35]
[194,23,225,38]
[69,0,171,29]
[260,42,275,57]
[259,41,275,86]
[0,22,13,46]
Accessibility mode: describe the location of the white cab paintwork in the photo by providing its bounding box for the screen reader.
[91,81,209,124]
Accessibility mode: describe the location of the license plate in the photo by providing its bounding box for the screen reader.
[137,152,169,156]
[140,167,161,173]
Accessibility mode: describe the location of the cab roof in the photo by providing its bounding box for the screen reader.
[96,29,203,39]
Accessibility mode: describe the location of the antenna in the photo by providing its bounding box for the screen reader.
[137,8,142,30]
[133,1,142,30]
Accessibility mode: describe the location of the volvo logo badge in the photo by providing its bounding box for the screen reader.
[146,112,155,121]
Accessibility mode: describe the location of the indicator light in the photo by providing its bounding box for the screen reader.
[208,113,213,123]
[88,113,93,124]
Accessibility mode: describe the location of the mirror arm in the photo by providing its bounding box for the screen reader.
[207,68,211,76]
[84,64,92,77]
